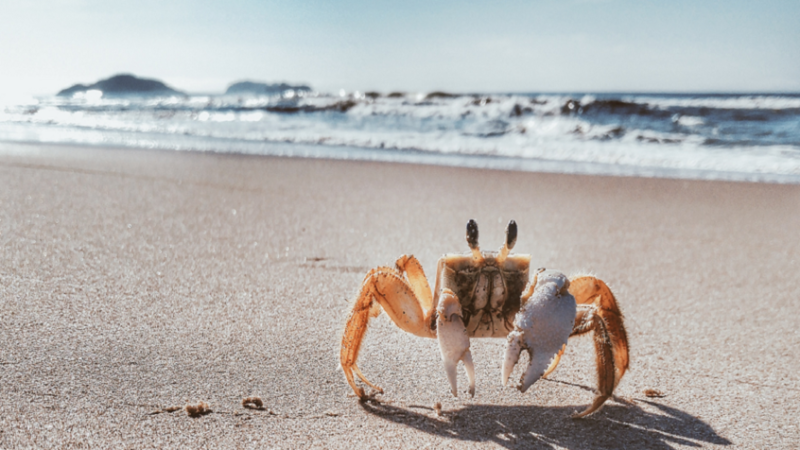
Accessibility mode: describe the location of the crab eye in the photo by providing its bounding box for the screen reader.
[466,219,479,250]
[506,220,517,249]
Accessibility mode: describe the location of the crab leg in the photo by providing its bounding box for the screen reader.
[436,289,476,397]
[394,254,434,311]
[559,276,630,418]
[502,271,576,393]
[340,260,436,399]
[352,364,384,393]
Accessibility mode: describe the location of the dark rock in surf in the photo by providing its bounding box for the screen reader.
[425,91,458,99]
[226,81,312,95]
[264,99,357,114]
[510,104,533,117]
[471,96,493,106]
[561,99,582,114]
[57,74,184,97]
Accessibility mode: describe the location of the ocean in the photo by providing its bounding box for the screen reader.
[1,91,799,183]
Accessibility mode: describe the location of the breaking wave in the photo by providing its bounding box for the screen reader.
[1,91,799,183]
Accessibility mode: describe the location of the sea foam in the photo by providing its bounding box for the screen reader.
[1,91,799,183]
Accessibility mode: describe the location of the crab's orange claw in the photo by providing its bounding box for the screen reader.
[502,271,576,393]
[567,276,630,418]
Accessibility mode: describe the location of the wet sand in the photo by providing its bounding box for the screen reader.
[1,141,798,449]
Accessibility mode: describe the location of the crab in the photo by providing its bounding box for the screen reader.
[340,220,629,418]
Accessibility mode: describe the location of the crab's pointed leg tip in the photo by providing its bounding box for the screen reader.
[572,396,608,419]
[572,410,592,419]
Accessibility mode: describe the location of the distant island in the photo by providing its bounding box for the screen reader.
[56,75,312,97]
[225,81,312,95]
[57,74,185,97]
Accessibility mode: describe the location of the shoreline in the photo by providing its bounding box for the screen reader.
[1,142,799,448]
[2,138,799,186]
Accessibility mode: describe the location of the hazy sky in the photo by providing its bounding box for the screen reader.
[1,0,798,99]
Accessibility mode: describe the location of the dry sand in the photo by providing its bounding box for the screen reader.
[0,142,798,449]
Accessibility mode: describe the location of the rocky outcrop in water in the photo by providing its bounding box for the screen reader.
[57,74,184,97]
[225,81,312,95]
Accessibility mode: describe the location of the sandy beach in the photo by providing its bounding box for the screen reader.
[1,141,798,449]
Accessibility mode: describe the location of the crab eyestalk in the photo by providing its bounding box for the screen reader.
[466,219,483,262]
[496,220,517,265]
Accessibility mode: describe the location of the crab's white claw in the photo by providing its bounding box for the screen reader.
[442,358,458,397]
[438,323,474,397]
[503,331,551,392]
[463,349,476,397]
[502,332,523,386]
[504,271,576,393]
[442,350,473,397]
[518,352,556,393]
[437,289,475,397]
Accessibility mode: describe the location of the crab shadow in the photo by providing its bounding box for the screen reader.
[359,393,731,450]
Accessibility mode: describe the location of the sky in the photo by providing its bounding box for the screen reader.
[0,0,798,99]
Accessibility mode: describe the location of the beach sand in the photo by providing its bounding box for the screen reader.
[1,141,798,449]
